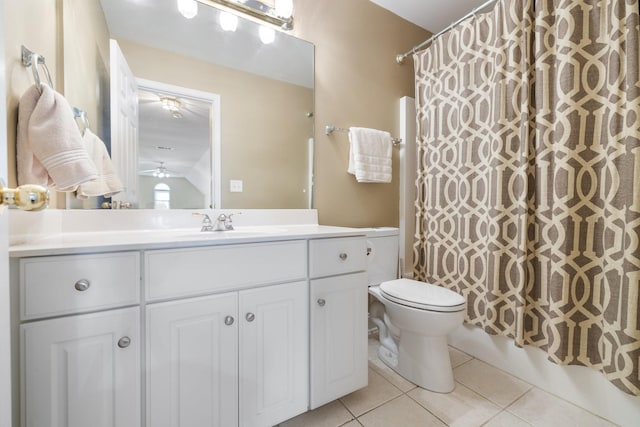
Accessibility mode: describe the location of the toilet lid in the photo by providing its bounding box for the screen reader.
[379,279,465,312]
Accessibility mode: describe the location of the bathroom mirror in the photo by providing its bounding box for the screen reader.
[62,0,314,209]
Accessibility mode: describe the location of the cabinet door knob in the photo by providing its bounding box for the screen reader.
[317,298,326,307]
[117,336,131,348]
[224,315,235,326]
[339,253,348,261]
[74,279,90,292]
[245,312,255,322]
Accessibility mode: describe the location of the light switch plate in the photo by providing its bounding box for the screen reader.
[230,180,243,192]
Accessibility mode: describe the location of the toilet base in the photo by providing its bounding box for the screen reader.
[378,332,455,393]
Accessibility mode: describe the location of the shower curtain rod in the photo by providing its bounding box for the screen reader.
[395,0,498,64]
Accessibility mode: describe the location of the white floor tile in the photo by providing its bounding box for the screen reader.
[484,410,533,426]
[340,368,403,417]
[280,400,354,427]
[453,359,532,407]
[508,388,617,427]
[408,381,501,427]
[358,395,446,427]
[449,346,473,368]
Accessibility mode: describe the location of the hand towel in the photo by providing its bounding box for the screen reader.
[348,127,392,183]
[17,84,98,191]
[76,129,124,199]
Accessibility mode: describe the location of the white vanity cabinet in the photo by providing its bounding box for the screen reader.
[144,241,309,427]
[146,292,239,427]
[308,237,369,409]
[18,252,142,427]
[12,228,370,427]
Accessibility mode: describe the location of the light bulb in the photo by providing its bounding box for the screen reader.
[274,0,293,18]
[259,26,275,44]
[177,0,198,19]
[219,11,238,32]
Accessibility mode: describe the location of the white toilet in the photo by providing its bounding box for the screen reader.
[366,228,466,393]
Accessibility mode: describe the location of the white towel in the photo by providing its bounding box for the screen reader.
[17,84,98,191]
[348,127,392,183]
[76,129,123,199]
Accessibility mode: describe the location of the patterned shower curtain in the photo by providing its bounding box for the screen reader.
[413,0,640,395]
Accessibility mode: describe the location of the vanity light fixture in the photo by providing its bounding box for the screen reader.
[177,0,198,19]
[259,25,275,44]
[274,0,293,20]
[219,10,239,31]
[196,0,294,30]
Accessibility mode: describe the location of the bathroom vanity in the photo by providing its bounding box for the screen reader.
[9,210,369,427]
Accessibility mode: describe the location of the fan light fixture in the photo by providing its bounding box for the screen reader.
[153,162,171,179]
[160,96,183,118]
[177,0,198,19]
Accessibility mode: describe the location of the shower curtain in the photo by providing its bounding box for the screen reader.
[413,0,640,395]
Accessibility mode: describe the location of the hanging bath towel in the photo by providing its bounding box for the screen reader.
[17,84,97,191]
[348,127,392,183]
[76,129,123,199]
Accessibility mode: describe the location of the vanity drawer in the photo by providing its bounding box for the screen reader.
[20,252,140,320]
[309,237,367,278]
[145,240,307,301]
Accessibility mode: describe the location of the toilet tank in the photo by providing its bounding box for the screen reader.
[364,227,399,285]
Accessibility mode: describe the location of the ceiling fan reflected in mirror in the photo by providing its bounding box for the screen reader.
[139,161,183,178]
[137,90,210,121]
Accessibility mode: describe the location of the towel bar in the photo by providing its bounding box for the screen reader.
[325,125,402,146]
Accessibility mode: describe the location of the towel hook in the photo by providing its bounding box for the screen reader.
[21,45,54,93]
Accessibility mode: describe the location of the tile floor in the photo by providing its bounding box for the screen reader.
[279,336,618,427]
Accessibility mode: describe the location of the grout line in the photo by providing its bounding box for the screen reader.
[337,398,358,420]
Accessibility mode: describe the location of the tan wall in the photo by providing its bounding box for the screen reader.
[117,39,313,210]
[4,0,429,222]
[62,0,110,142]
[292,0,429,227]
[4,0,60,205]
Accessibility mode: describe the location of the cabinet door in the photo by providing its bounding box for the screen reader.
[146,293,238,427]
[21,307,140,427]
[239,281,308,427]
[310,272,368,409]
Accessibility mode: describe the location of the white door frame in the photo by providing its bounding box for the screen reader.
[136,78,221,209]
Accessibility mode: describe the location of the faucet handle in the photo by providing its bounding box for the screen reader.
[192,212,214,231]
[223,212,241,230]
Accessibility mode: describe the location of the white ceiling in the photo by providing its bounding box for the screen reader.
[369,0,491,34]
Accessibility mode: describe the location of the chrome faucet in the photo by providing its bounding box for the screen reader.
[214,212,240,231]
[193,212,241,232]
[192,213,214,232]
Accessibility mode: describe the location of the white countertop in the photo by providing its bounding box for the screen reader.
[8,209,399,257]
[9,224,368,257]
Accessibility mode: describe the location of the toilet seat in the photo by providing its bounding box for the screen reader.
[379,279,465,312]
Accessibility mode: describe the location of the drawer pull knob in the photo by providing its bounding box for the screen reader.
[339,253,348,261]
[224,316,235,326]
[117,336,131,348]
[245,312,255,322]
[74,279,91,292]
[317,298,326,307]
